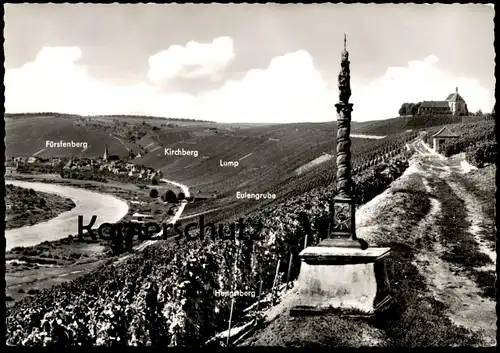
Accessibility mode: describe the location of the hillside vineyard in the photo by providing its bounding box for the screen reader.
[5,104,495,348]
[4,3,495,348]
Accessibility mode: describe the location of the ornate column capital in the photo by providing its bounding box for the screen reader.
[335,103,354,113]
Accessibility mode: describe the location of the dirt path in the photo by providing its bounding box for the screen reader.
[408,139,496,346]
[356,137,495,345]
[109,132,130,152]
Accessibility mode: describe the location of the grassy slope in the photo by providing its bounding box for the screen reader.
[5,116,140,158]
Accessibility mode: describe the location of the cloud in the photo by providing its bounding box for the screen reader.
[5,46,494,123]
[147,36,235,83]
[351,54,494,120]
[195,50,332,123]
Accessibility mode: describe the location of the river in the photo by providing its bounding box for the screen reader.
[5,180,129,251]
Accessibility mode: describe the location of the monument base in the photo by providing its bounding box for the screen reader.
[290,245,393,317]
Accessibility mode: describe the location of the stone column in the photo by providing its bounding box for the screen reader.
[321,34,361,247]
[291,35,393,318]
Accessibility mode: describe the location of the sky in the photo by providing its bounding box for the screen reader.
[4,4,495,123]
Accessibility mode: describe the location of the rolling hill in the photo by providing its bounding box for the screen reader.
[5,116,141,158]
[5,113,469,222]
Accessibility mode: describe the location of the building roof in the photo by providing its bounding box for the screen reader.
[432,126,459,138]
[419,101,450,108]
[445,92,465,102]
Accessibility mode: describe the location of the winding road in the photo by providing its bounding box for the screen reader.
[115,178,190,261]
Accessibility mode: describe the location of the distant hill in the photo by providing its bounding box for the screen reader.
[135,123,340,196]
[5,116,140,158]
[5,112,215,123]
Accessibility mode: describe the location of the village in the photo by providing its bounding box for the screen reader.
[5,144,162,184]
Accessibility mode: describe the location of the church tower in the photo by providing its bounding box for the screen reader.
[446,87,468,116]
[103,144,109,161]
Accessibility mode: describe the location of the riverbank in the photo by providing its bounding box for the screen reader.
[5,178,130,303]
[4,174,189,304]
[6,184,76,230]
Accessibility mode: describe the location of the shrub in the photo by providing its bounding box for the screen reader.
[162,189,178,203]
[150,188,159,199]
[177,192,185,201]
[465,141,497,168]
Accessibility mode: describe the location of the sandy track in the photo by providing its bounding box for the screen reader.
[409,140,496,346]
[354,137,495,345]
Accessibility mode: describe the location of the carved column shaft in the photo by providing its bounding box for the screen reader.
[335,103,353,198]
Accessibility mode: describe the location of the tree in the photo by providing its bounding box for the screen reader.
[162,189,178,203]
[177,192,185,201]
[399,103,410,116]
[150,189,159,199]
[152,178,159,185]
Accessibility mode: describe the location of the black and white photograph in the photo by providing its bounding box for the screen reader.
[3,3,496,347]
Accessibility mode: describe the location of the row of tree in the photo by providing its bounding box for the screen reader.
[398,102,422,116]
[149,188,186,203]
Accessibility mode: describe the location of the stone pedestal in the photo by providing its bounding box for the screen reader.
[290,245,393,317]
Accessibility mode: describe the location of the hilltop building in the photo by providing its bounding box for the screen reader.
[417,87,468,116]
[446,87,468,115]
